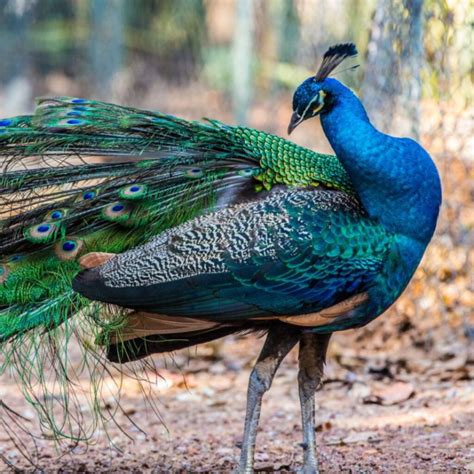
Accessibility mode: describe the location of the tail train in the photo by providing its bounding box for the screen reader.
[0,96,350,445]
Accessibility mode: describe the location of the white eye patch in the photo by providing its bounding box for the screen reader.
[301,93,323,118]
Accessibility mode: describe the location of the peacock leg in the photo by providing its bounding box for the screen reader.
[297,332,331,474]
[237,324,301,473]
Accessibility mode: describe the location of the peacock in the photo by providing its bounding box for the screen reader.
[0,43,441,472]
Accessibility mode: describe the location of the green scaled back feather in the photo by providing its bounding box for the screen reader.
[0,96,355,445]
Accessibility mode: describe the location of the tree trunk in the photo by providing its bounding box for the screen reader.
[88,0,126,100]
[362,0,424,139]
[232,0,254,125]
[0,2,33,114]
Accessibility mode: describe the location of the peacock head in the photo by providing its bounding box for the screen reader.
[288,43,358,134]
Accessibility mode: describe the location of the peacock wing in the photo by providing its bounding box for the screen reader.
[73,189,393,333]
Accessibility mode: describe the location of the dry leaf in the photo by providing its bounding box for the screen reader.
[342,431,382,444]
[364,381,415,405]
[326,431,382,445]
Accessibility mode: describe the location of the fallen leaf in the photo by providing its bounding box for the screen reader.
[415,451,432,461]
[315,420,333,432]
[342,431,382,444]
[326,431,382,445]
[364,381,415,405]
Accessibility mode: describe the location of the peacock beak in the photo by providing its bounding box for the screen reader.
[288,112,303,135]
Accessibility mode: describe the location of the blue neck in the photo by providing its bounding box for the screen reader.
[319,79,441,245]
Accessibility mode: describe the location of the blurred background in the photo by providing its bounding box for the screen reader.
[0,0,472,470]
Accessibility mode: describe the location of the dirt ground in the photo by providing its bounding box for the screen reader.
[0,327,473,473]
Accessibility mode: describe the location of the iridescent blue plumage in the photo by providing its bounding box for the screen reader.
[288,76,442,332]
[319,78,441,240]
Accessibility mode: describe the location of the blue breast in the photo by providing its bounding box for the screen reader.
[320,78,441,247]
[308,79,443,330]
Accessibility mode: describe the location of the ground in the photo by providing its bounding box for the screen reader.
[0,327,473,473]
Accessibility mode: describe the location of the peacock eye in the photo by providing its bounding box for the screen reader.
[102,201,133,222]
[45,208,68,221]
[185,167,204,178]
[25,222,59,243]
[82,190,96,200]
[62,240,77,252]
[0,119,12,127]
[71,98,88,104]
[54,238,84,261]
[119,183,148,199]
[54,115,90,128]
[238,169,257,177]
